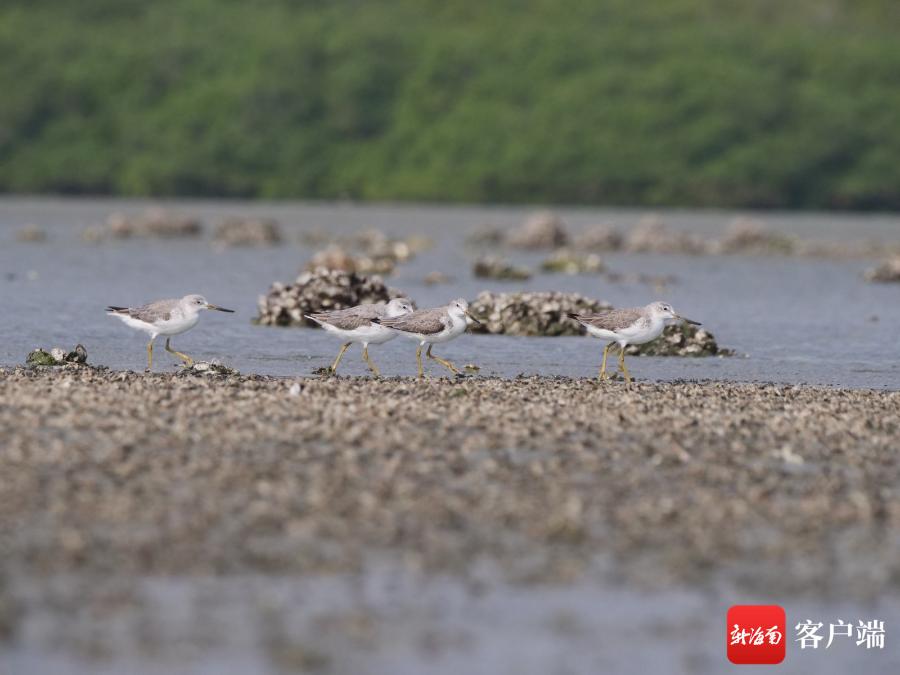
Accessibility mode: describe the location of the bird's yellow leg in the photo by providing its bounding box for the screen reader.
[165,338,194,366]
[362,345,380,377]
[618,346,632,383]
[598,342,614,380]
[426,344,460,375]
[146,338,155,371]
[416,344,424,378]
[331,342,351,373]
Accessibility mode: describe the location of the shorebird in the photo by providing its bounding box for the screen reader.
[305,298,414,376]
[374,298,480,378]
[569,301,700,382]
[107,294,234,371]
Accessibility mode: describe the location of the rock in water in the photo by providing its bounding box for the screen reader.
[26,344,91,366]
[505,212,569,249]
[423,271,452,285]
[716,218,795,255]
[179,362,240,376]
[83,209,202,241]
[67,344,88,364]
[465,224,506,247]
[301,229,427,277]
[305,245,397,275]
[626,324,732,357]
[26,349,58,367]
[625,216,708,254]
[468,291,612,336]
[864,257,900,283]
[473,256,532,281]
[256,269,402,327]
[572,224,623,251]
[540,249,605,274]
[213,217,282,247]
[15,224,48,242]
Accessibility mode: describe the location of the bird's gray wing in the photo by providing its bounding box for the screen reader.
[307,304,381,330]
[377,308,446,334]
[110,299,179,323]
[570,308,644,332]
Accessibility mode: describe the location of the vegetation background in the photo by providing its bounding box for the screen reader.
[1,0,898,209]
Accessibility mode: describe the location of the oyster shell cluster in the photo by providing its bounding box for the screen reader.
[82,209,203,241]
[255,269,402,327]
[473,212,898,260]
[303,228,429,276]
[625,323,731,357]
[864,257,900,283]
[473,256,532,280]
[212,217,282,247]
[468,291,612,337]
[15,224,48,242]
[26,344,89,367]
[505,211,569,249]
[540,249,605,274]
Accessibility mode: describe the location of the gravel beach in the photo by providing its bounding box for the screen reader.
[2,367,899,591]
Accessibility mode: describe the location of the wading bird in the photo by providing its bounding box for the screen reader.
[305,298,414,376]
[569,301,700,382]
[107,294,234,371]
[374,298,480,378]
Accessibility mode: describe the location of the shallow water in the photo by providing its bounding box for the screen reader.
[1,197,899,388]
[4,568,900,675]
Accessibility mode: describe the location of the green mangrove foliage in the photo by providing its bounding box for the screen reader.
[1,0,898,208]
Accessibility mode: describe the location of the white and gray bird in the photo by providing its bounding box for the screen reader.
[305,297,414,376]
[569,301,700,382]
[107,294,234,371]
[374,298,480,378]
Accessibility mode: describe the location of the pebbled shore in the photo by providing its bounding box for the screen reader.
[2,367,899,595]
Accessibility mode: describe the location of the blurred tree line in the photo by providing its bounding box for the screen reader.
[1,0,898,209]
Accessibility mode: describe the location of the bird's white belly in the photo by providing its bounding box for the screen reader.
[116,313,198,336]
[586,326,622,342]
[117,315,157,335]
[620,320,664,345]
[323,322,395,345]
[418,317,468,344]
[154,314,200,336]
[586,319,664,345]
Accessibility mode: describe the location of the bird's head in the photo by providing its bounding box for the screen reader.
[385,298,414,318]
[648,301,700,326]
[183,294,235,313]
[449,298,481,324]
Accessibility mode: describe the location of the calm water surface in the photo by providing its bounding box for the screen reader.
[1,197,898,388]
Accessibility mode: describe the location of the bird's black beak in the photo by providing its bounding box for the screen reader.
[464,310,482,325]
[681,317,701,326]
[207,304,235,313]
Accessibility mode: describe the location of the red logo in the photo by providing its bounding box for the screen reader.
[727,605,786,664]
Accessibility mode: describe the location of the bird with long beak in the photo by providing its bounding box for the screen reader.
[568,301,701,382]
[107,294,234,371]
[373,298,481,377]
[305,297,414,376]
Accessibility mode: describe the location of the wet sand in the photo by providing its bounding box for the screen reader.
[3,367,900,672]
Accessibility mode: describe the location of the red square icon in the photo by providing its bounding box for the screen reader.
[727,605,786,664]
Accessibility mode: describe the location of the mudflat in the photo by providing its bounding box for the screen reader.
[2,367,898,596]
